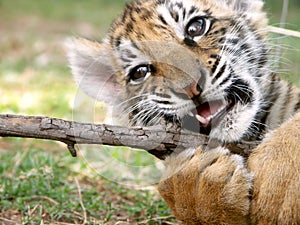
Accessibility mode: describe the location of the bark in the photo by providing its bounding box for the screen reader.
[0,114,258,159]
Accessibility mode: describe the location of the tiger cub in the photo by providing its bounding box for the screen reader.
[67,0,300,224]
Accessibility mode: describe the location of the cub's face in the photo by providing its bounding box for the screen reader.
[67,0,270,142]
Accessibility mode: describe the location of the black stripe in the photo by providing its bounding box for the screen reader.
[227,38,239,45]
[212,64,226,84]
[219,66,233,86]
[294,93,300,112]
[211,56,220,74]
[240,43,250,51]
[158,14,167,25]
[209,27,226,36]
[182,8,186,20]
[154,93,172,99]
[140,9,152,20]
[154,24,168,30]
[129,10,137,22]
[175,2,183,8]
[189,6,197,15]
[156,0,166,4]
[285,83,293,107]
[210,54,218,59]
[203,9,212,16]
[125,22,134,33]
[131,41,140,51]
[134,6,141,14]
[121,56,132,63]
[170,10,179,22]
[197,68,207,93]
[260,74,278,122]
[257,46,268,69]
[226,79,253,105]
[114,36,122,48]
[253,75,279,138]
[122,9,129,21]
[121,50,137,63]
[280,83,293,122]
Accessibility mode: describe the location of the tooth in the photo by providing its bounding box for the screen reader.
[196,115,207,124]
[188,111,194,117]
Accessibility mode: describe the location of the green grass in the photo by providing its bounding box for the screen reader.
[0,146,173,224]
[0,0,299,224]
[0,0,126,27]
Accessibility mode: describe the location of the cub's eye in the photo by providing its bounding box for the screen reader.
[128,65,152,84]
[186,17,209,38]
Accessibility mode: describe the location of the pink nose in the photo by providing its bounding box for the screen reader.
[175,81,201,99]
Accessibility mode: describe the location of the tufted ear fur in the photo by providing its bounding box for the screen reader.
[224,0,264,13]
[66,38,121,103]
[222,0,267,30]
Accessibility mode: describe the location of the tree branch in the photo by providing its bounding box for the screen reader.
[0,114,258,159]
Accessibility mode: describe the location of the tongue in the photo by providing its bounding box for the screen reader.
[196,102,211,119]
[196,100,224,121]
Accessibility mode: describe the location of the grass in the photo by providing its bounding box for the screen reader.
[0,146,173,224]
[0,0,299,224]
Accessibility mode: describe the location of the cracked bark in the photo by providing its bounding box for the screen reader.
[0,114,258,159]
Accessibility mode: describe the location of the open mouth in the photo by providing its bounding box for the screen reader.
[182,98,234,135]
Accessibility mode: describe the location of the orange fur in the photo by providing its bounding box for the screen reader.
[158,112,300,224]
[67,0,300,223]
[248,112,300,224]
[159,147,252,224]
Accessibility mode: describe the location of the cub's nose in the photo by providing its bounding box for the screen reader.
[174,78,203,99]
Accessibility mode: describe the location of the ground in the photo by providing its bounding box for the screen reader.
[0,0,299,224]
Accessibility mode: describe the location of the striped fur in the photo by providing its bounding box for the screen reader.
[68,0,300,143]
[67,0,300,224]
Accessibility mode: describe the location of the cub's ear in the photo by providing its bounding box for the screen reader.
[225,0,264,13]
[66,38,121,103]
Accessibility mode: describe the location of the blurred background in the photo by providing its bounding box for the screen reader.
[0,0,299,224]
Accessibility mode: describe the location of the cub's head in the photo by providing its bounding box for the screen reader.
[67,0,270,142]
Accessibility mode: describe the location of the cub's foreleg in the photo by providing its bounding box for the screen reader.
[158,147,252,225]
[248,112,300,225]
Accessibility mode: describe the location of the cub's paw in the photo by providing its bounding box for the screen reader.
[158,147,252,225]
